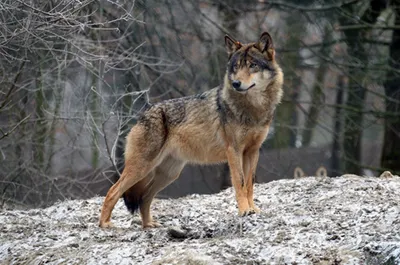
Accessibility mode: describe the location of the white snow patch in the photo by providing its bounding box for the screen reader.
[1,175,400,264]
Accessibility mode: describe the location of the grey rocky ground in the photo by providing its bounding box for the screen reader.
[1,174,400,265]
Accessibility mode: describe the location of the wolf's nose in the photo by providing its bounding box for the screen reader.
[232,80,241,89]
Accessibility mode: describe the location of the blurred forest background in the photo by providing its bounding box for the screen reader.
[1,0,399,209]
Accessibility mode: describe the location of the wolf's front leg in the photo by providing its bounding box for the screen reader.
[226,146,253,216]
[243,148,260,213]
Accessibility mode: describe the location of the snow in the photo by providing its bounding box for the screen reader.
[1,175,400,264]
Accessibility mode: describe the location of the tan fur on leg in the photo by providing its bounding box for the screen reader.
[99,125,164,228]
[243,148,260,213]
[226,145,251,216]
[99,161,156,228]
[140,156,185,228]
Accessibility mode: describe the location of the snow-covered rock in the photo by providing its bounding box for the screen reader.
[1,175,400,265]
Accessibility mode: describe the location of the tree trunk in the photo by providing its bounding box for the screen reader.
[302,28,331,147]
[34,68,47,170]
[381,1,400,174]
[302,63,327,147]
[217,0,241,189]
[90,76,100,169]
[341,0,387,174]
[272,15,303,149]
[46,64,64,173]
[331,76,345,175]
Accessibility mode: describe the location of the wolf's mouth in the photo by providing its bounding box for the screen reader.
[236,83,255,92]
[233,83,256,93]
[247,83,256,90]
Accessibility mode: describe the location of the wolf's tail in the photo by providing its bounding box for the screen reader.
[122,177,151,214]
[121,106,168,214]
[115,156,144,214]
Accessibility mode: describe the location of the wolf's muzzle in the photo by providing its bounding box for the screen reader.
[232,82,256,92]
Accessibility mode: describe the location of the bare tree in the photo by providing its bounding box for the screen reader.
[340,0,388,175]
[381,0,400,174]
[2,0,400,208]
[0,0,180,207]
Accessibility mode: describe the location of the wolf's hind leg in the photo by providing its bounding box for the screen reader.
[140,155,185,228]
[99,158,158,228]
[243,148,260,213]
[99,125,165,228]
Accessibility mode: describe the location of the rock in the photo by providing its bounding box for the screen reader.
[1,175,400,264]
[167,226,189,239]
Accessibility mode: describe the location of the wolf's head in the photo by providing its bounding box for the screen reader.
[224,32,283,95]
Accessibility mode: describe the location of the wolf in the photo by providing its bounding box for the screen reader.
[99,31,284,228]
[293,166,328,179]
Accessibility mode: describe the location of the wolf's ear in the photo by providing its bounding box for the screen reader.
[225,35,242,54]
[258,32,275,60]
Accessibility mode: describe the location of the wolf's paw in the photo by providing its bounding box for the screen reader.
[99,221,114,228]
[238,208,256,217]
[142,221,162,229]
[250,205,261,214]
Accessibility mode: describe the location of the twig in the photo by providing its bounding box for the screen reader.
[261,0,360,12]
[336,25,400,30]
[0,114,31,141]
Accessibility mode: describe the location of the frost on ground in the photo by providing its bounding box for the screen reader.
[1,175,400,265]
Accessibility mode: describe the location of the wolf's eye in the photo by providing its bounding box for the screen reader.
[249,63,260,72]
[233,64,238,71]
